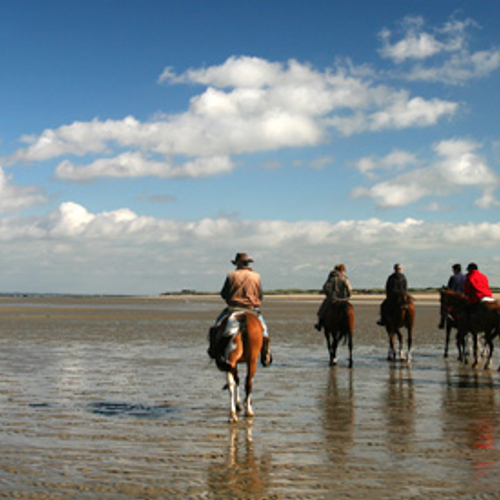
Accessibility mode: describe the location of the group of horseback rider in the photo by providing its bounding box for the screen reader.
[208,252,495,365]
[439,262,494,328]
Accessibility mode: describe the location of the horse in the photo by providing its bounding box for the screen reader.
[320,300,354,367]
[440,289,500,368]
[208,311,271,423]
[382,292,415,362]
[438,287,462,359]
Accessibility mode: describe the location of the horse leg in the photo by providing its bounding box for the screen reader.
[244,358,258,418]
[347,331,353,368]
[396,331,405,361]
[471,333,479,368]
[227,370,240,423]
[484,335,494,370]
[444,323,451,358]
[324,331,334,366]
[331,333,339,366]
[406,326,413,363]
[387,330,395,361]
[456,328,465,362]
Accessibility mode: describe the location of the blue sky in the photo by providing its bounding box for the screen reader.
[1,0,500,294]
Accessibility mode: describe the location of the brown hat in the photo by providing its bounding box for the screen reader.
[232,252,254,265]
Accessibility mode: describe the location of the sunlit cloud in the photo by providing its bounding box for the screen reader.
[0,167,47,213]
[2,202,500,293]
[379,15,500,85]
[352,139,499,208]
[5,56,458,181]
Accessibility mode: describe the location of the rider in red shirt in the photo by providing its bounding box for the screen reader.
[463,263,492,305]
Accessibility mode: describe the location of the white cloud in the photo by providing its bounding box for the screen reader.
[55,153,235,181]
[379,15,500,85]
[379,16,469,62]
[2,202,500,293]
[352,139,499,208]
[5,56,458,180]
[355,149,417,177]
[0,167,47,213]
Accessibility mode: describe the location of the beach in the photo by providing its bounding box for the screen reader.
[0,294,499,499]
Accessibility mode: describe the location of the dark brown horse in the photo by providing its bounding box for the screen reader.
[383,292,415,362]
[208,311,271,422]
[320,300,354,367]
[438,287,461,359]
[440,289,500,368]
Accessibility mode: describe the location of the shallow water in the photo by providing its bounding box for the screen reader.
[0,295,500,499]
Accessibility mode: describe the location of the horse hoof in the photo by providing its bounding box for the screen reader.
[236,403,243,413]
[229,414,238,423]
[245,410,255,418]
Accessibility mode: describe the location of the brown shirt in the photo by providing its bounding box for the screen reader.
[221,267,263,308]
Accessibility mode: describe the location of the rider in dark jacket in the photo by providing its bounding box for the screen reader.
[377,263,407,326]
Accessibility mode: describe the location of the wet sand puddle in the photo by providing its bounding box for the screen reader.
[0,296,500,499]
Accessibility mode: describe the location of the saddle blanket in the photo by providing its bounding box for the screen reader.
[481,297,496,303]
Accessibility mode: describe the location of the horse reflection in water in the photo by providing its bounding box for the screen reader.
[443,363,499,481]
[320,300,354,367]
[210,312,271,423]
[382,292,415,362]
[206,424,271,498]
[382,364,415,455]
[320,369,354,470]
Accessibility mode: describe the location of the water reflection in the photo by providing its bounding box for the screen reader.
[442,363,498,480]
[206,423,271,499]
[382,364,415,453]
[320,369,354,466]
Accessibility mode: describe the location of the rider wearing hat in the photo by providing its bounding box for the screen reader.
[209,252,271,365]
[220,253,263,309]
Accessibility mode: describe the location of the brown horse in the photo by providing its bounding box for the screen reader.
[383,292,415,362]
[438,287,462,359]
[440,289,500,368]
[320,300,354,367]
[208,311,271,423]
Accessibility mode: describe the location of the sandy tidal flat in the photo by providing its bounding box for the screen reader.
[0,294,499,499]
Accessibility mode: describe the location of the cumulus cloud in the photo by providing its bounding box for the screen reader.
[0,167,47,213]
[55,153,235,181]
[352,139,499,208]
[1,202,500,293]
[355,149,418,177]
[379,15,500,84]
[5,56,458,181]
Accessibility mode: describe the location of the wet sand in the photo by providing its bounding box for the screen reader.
[0,294,500,499]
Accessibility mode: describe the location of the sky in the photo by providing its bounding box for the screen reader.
[1,0,500,295]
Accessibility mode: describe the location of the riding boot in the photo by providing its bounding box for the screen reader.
[261,337,273,367]
[314,320,322,331]
[376,318,385,326]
